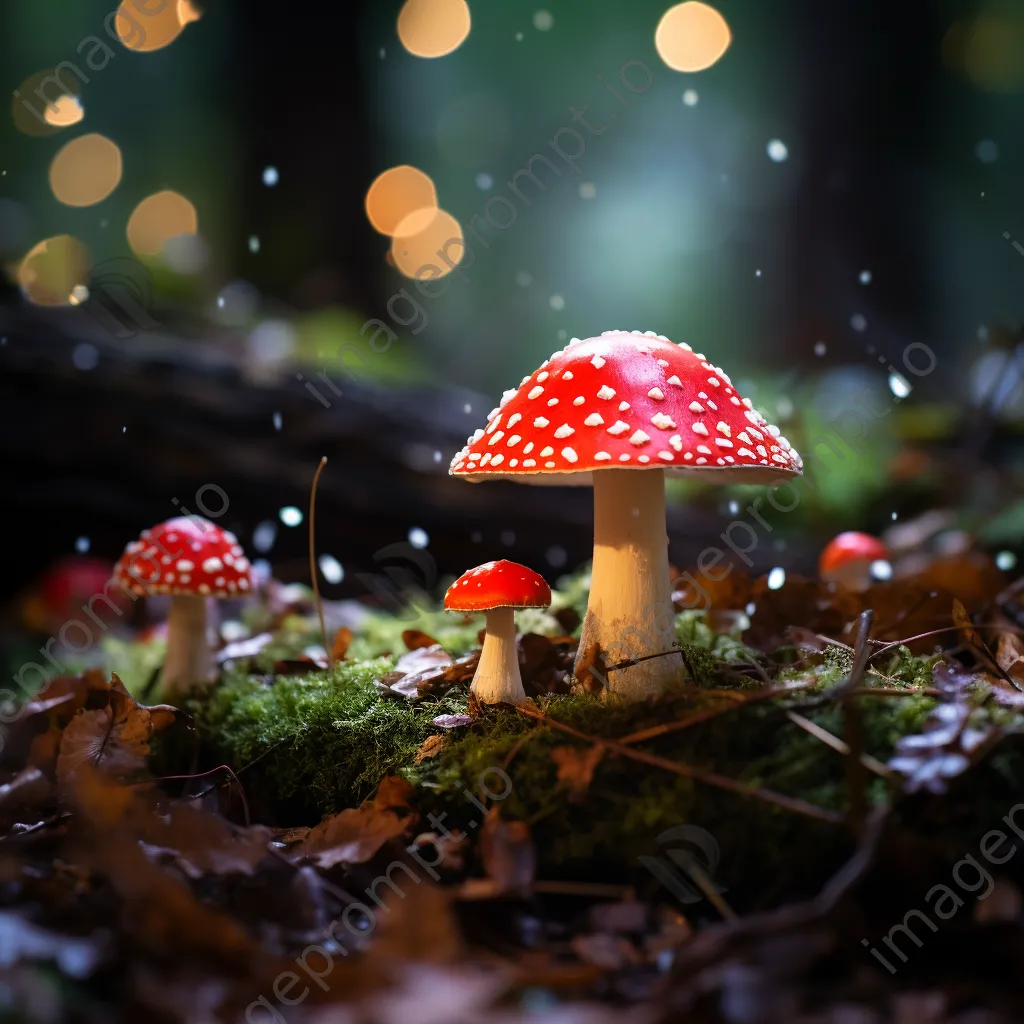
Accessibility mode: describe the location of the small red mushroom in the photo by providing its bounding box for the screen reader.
[819,532,889,592]
[449,331,802,699]
[113,516,252,695]
[444,560,551,704]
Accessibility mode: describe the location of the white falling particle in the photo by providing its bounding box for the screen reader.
[728,500,740,515]
[996,550,1017,571]
[533,9,553,30]
[318,554,344,584]
[682,89,699,106]
[379,47,386,58]
[755,269,762,277]
[891,511,898,521]
[516,271,532,287]
[433,450,443,463]
[859,270,872,285]
[851,313,867,332]
[279,506,303,527]
[463,403,472,414]
[475,172,493,190]
[814,341,827,356]
[546,545,567,568]
[72,343,99,371]
[888,372,911,399]
[262,166,279,187]
[975,139,998,164]
[870,559,893,582]
[217,296,225,308]
[515,31,524,41]
[272,411,283,431]
[766,139,789,163]
[767,566,786,590]
[122,426,126,433]
[549,294,565,311]
[248,235,261,253]
[501,530,516,545]
[408,527,429,549]
[75,536,90,553]
[253,520,277,552]
[579,182,596,199]
[557,329,567,340]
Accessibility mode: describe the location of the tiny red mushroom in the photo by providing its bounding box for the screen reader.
[449,331,802,700]
[819,532,889,593]
[113,516,252,695]
[444,560,551,704]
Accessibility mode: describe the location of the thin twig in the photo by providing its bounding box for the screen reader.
[842,611,873,834]
[786,711,890,778]
[617,684,810,747]
[515,704,842,825]
[309,456,331,671]
[156,764,251,826]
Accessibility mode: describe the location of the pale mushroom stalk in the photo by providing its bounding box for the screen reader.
[162,595,215,694]
[471,607,527,704]
[576,468,681,699]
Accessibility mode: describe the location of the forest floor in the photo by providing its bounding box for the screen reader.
[3,556,1024,1023]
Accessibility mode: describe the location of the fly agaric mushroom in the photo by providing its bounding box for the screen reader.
[444,560,551,704]
[449,331,802,700]
[819,532,888,592]
[113,517,252,695]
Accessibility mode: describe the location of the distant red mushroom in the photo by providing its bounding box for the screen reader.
[449,330,802,699]
[444,560,551,704]
[819,532,889,592]
[113,517,252,695]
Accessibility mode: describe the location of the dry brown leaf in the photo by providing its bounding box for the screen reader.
[414,735,447,764]
[575,638,608,695]
[296,775,417,868]
[996,632,1024,686]
[331,626,354,661]
[480,807,535,893]
[952,598,984,650]
[402,628,441,650]
[56,676,176,789]
[551,744,605,802]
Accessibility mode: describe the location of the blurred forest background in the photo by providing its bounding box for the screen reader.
[0,0,1021,617]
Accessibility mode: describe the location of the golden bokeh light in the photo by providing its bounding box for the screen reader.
[397,0,471,58]
[12,69,83,137]
[127,190,199,256]
[43,94,85,128]
[16,235,92,307]
[115,0,190,52]
[964,17,1024,92]
[365,166,438,236]
[390,208,464,279]
[655,2,732,72]
[49,134,123,207]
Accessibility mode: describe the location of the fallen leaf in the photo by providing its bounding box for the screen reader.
[332,626,354,661]
[996,631,1024,686]
[551,744,605,801]
[480,807,535,893]
[380,645,455,699]
[575,638,609,695]
[0,911,105,978]
[414,735,447,764]
[56,676,176,789]
[0,767,55,824]
[296,776,417,868]
[402,629,440,650]
[432,714,473,729]
[216,632,274,665]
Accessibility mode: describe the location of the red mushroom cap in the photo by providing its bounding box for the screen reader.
[819,532,889,576]
[449,331,802,484]
[444,560,552,612]
[114,517,253,598]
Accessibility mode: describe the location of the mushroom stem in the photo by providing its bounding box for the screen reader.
[161,594,215,696]
[471,607,527,704]
[575,468,681,699]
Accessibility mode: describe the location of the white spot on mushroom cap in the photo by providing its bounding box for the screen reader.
[629,429,650,446]
[717,421,731,436]
[553,424,575,438]
[545,461,556,468]
[534,417,549,428]
[658,451,674,461]
[584,413,604,426]
[540,446,554,457]
[177,560,194,573]
[689,401,704,413]
[202,557,223,573]
[607,421,629,436]
[651,412,675,430]
[619,454,630,462]
[488,431,504,445]
[648,387,665,401]
[597,385,616,400]
[669,434,683,451]
[528,386,544,399]
[692,422,709,436]
[507,435,521,447]
[708,377,720,387]
[715,438,733,448]
[667,375,683,388]
[491,454,505,466]
[638,454,651,462]
[562,371,573,380]
[618,401,630,411]
[507,413,522,427]
[547,397,559,407]
[697,445,712,455]
[561,447,578,462]
[537,371,549,382]
[523,459,537,467]
[591,355,606,369]
[595,452,611,461]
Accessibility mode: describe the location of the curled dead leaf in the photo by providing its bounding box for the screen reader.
[331,626,354,661]
[402,629,441,651]
[551,744,605,802]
